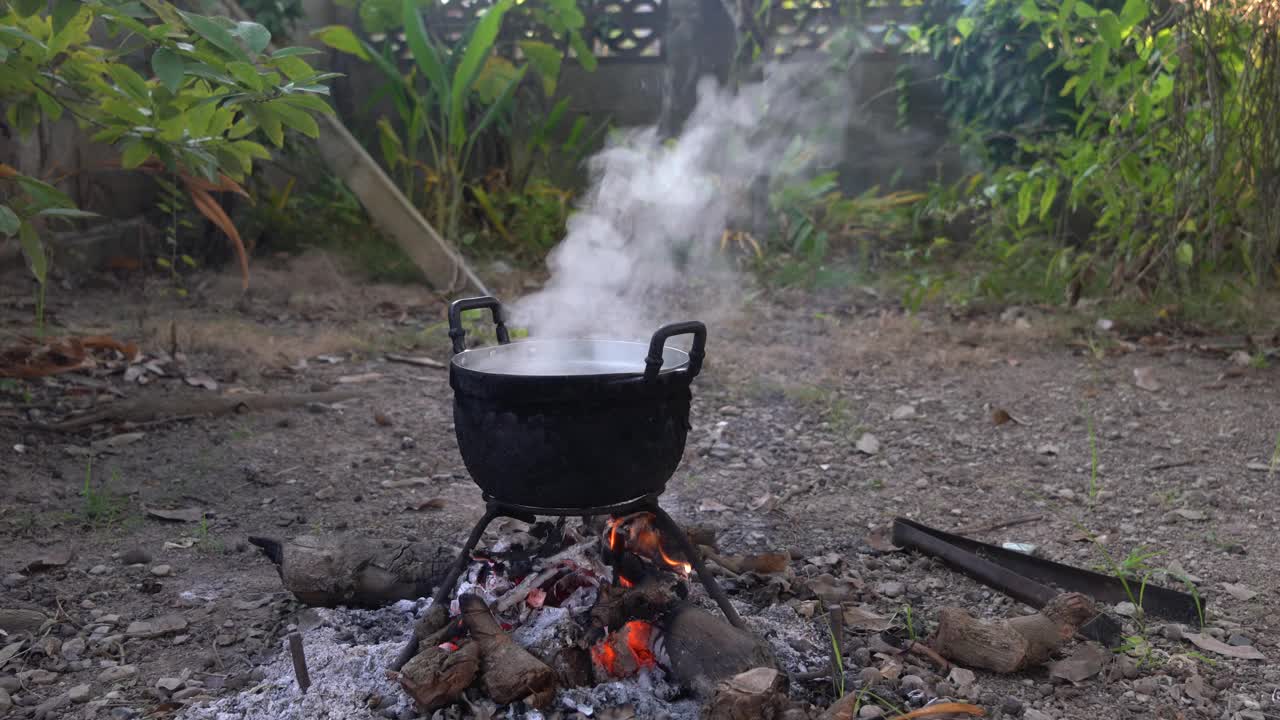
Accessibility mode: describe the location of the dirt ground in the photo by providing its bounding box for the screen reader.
[2,252,1278,719]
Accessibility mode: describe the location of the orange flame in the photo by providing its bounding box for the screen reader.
[606,513,691,577]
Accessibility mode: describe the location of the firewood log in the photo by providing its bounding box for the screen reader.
[248,534,452,608]
[395,641,480,711]
[929,592,1098,673]
[459,593,556,708]
[662,604,778,699]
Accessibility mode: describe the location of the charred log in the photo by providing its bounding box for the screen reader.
[459,593,557,708]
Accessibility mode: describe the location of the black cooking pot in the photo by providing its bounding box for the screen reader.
[447,296,706,510]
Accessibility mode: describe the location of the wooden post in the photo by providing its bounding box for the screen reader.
[288,633,311,694]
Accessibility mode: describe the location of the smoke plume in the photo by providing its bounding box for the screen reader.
[510,49,856,342]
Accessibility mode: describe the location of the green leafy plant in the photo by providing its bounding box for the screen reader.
[0,0,338,304]
[907,0,1280,307]
[0,165,92,334]
[317,0,597,243]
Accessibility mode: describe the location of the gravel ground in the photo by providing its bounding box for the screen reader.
[1,255,1278,719]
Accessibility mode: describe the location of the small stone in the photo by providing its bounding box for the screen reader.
[150,564,172,577]
[947,667,976,689]
[1160,624,1183,641]
[876,581,906,598]
[120,549,152,565]
[1132,677,1159,695]
[90,564,111,575]
[314,486,336,501]
[1212,676,1233,690]
[934,681,956,697]
[0,688,10,713]
[891,405,917,420]
[1001,696,1025,716]
[156,677,184,693]
[172,687,203,701]
[900,675,926,693]
[69,683,93,703]
[855,433,881,455]
[21,669,59,685]
[859,706,885,719]
[2,573,25,588]
[34,692,71,718]
[111,708,140,720]
[1227,633,1252,646]
[0,677,18,693]
[1024,710,1055,720]
[858,667,881,686]
[851,647,872,667]
[61,637,86,661]
[98,665,139,683]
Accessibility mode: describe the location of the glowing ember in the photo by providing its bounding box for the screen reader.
[591,621,659,677]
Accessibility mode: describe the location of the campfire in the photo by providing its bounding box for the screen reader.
[390,512,779,716]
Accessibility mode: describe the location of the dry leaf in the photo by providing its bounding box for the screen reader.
[1133,367,1161,392]
[1184,632,1267,660]
[1048,642,1111,683]
[146,507,206,523]
[0,640,23,666]
[842,605,894,632]
[886,703,986,720]
[992,408,1014,425]
[738,552,790,574]
[1174,509,1208,521]
[163,537,199,549]
[374,411,393,427]
[1221,582,1258,602]
[184,374,218,391]
[407,498,447,512]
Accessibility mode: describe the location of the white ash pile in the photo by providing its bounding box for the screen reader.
[189,515,831,719]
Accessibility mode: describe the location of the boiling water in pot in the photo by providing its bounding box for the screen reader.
[456,339,688,376]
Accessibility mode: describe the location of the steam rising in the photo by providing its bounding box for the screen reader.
[511,52,855,342]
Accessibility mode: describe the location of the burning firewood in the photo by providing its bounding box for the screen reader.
[459,593,557,708]
[662,604,779,699]
[707,667,789,720]
[393,641,480,711]
[929,592,1098,673]
[248,534,453,608]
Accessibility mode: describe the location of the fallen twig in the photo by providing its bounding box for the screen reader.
[35,390,360,431]
[1148,459,1196,471]
[906,640,952,673]
[385,354,446,369]
[494,543,593,614]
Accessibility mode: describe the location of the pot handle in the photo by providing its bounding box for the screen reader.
[449,296,510,355]
[644,321,706,381]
